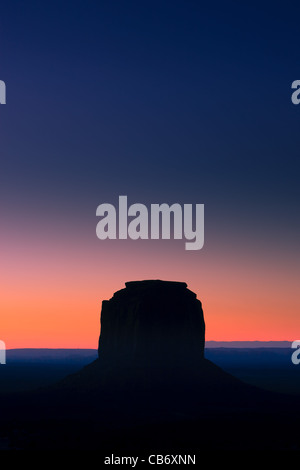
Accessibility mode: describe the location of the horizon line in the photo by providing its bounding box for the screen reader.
[6,340,294,351]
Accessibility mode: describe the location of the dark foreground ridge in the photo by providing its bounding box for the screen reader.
[1,280,300,450]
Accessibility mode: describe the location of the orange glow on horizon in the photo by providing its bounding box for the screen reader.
[1,222,299,349]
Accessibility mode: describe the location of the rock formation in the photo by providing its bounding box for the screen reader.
[2,279,299,450]
[98,280,205,370]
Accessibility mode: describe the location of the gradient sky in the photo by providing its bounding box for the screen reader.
[1,1,300,348]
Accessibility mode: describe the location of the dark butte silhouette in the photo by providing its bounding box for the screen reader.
[1,280,300,450]
[98,280,205,368]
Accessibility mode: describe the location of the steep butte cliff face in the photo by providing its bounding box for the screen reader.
[98,280,205,369]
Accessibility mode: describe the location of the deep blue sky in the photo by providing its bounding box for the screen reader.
[1,0,300,250]
[2,1,300,346]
